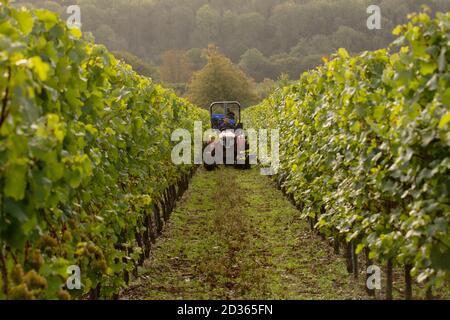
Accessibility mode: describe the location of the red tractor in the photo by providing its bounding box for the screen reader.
[203,101,251,171]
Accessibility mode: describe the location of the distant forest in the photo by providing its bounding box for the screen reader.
[15,0,450,83]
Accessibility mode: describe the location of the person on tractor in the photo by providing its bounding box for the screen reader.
[219,117,235,131]
[227,111,236,120]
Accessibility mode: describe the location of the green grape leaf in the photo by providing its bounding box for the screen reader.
[5,159,28,200]
[430,245,450,270]
[4,198,28,222]
[442,87,450,107]
[34,9,58,29]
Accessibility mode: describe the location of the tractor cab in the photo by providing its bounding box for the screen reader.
[210,101,243,131]
[203,101,250,170]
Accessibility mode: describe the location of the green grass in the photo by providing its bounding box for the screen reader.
[121,167,367,300]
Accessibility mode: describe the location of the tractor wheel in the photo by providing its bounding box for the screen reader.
[235,142,251,170]
[243,141,251,170]
[204,163,216,171]
[243,154,251,170]
[203,142,217,171]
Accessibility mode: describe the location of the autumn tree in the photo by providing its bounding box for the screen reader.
[159,50,193,84]
[187,46,258,108]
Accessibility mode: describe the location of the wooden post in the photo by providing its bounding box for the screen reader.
[89,283,101,300]
[333,234,340,255]
[365,248,375,297]
[345,242,353,274]
[0,246,8,295]
[404,264,412,300]
[308,217,314,231]
[426,286,433,300]
[351,241,358,279]
[386,259,393,300]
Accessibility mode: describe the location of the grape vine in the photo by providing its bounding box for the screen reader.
[244,11,450,298]
[0,1,208,299]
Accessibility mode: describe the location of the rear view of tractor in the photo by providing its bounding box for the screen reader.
[203,101,251,171]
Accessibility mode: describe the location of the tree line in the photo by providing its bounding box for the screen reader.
[15,0,450,105]
[15,0,450,81]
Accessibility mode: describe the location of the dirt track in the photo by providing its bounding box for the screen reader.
[121,167,367,300]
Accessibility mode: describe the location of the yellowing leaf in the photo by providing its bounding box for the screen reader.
[29,56,50,81]
[85,124,98,136]
[356,243,365,255]
[420,62,436,75]
[105,127,115,136]
[338,48,349,59]
[373,105,385,121]
[392,25,403,36]
[400,46,409,54]
[350,121,361,133]
[69,27,82,39]
[438,112,450,129]
[12,10,34,35]
[47,114,65,142]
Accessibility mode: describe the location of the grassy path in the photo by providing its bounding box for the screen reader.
[122,167,367,300]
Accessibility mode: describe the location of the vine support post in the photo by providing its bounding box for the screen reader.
[0,181,6,296]
[0,66,11,128]
[308,217,314,231]
[345,242,353,274]
[351,241,358,279]
[404,264,412,300]
[386,259,393,300]
[0,244,8,296]
[426,286,433,300]
[333,234,340,255]
[365,248,375,297]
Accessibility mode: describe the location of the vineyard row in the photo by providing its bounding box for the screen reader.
[244,11,450,299]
